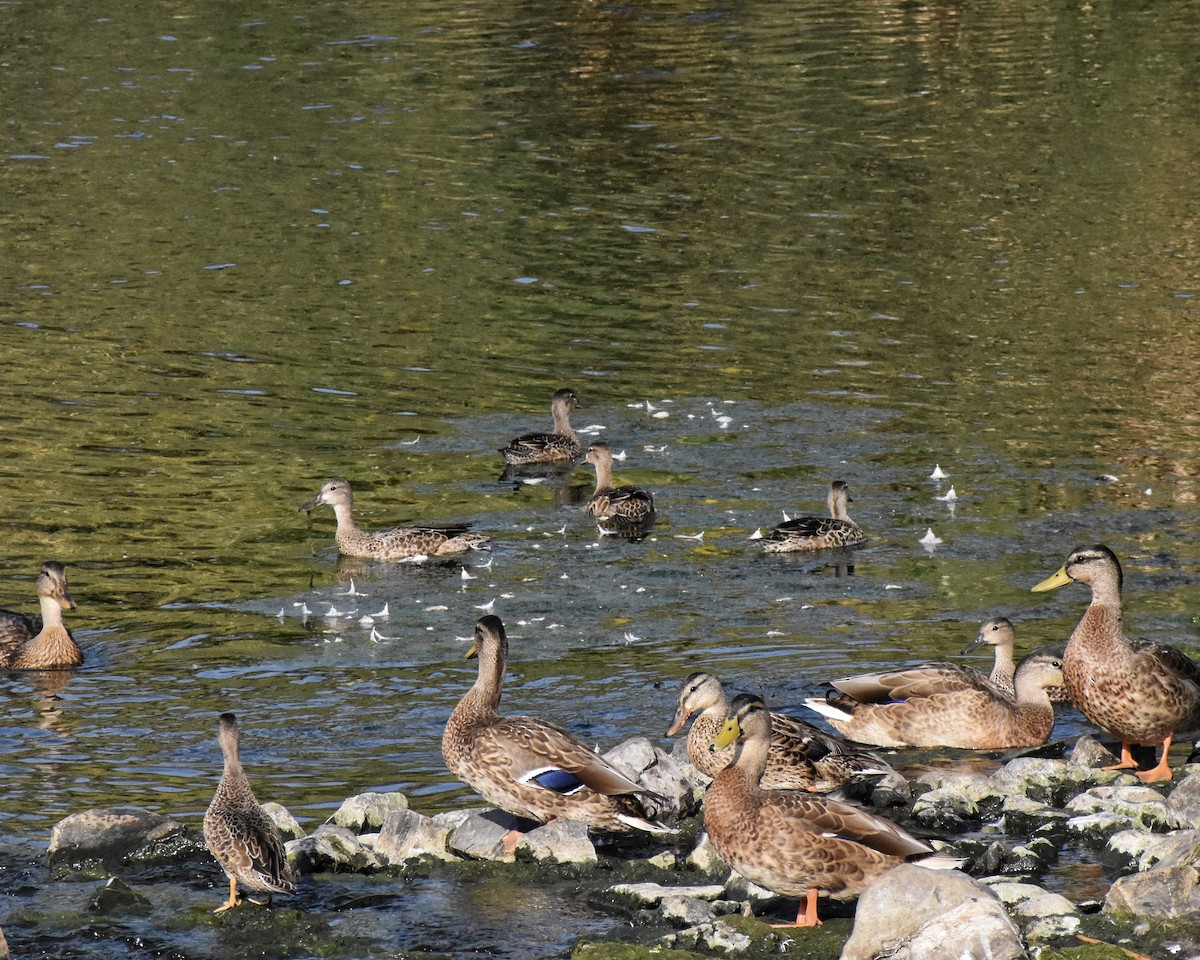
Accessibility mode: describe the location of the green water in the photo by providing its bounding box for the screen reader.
[2,1,1199,956]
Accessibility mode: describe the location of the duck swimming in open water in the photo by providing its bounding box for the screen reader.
[499,388,581,465]
[1,562,82,670]
[584,441,655,531]
[762,481,866,552]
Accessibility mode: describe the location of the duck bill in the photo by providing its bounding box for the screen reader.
[59,591,77,611]
[465,643,478,659]
[709,717,741,752]
[665,706,691,738]
[298,496,321,513]
[962,633,987,653]
[1031,566,1073,592]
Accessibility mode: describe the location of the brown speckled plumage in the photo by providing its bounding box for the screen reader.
[961,616,1018,692]
[703,695,955,927]
[1032,544,1200,783]
[584,442,655,530]
[2,562,82,671]
[762,481,866,553]
[300,477,489,561]
[442,616,670,835]
[203,712,295,913]
[666,672,888,792]
[499,388,582,464]
[805,653,1063,749]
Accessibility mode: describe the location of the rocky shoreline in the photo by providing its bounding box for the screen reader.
[16,734,1200,960]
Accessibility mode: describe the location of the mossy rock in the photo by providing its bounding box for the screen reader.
[573,943,709,960]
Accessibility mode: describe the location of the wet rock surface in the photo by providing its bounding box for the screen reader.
[19,746,1200,960]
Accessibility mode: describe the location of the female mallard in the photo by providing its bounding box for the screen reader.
[1,562,82,671]
[584,442,655,529]
[499,388,581,465]
[1032,544,1200,783]
[203,712,295,913]
[442,616,671,843]
[762,480,866,552]
[666,672,888,792]
[704,694,958,927]
[961,616,1018,693]
[300,477,489,560]
[804,653,1063,749]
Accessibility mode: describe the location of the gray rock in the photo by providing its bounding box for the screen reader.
[1166,770,1200,828]
[1065,785,1170,829]
[1014,892,1081,941]
[604,736,700,818]
[1105,864,1200,920]
[47,807,201,869]
[868,767,912,808]
[372,809,457,864]
[287,824,382,874]
[841,865,1026,960]
[328,791,410,832]
[1066,811,1141,844]
[686,832,727,876]
[660,895,717,926]
[261,802,305,841]
[1000,795,1063,837]
[609,882,727,906]
[666,918,755,954]
[447,809,532,862]
[1069,734,1120,769]
[989,756,1121,806]
[516,819,597,865]
[911,787,980,829]
[1106,829,1200,873]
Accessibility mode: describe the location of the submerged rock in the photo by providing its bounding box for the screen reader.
[47,807,204,872]
[88,876,152,916]
[841,865,1025,960]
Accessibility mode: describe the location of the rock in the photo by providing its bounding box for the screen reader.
[645,850,678,870]
[516,819,598,865]
[868,768,912,809]
[1166,770,1200,828]
[609,882,728,907]
[1065,786,1170,830]
[1105,865,1200,921]
[328,792,410,832]
[1001,795,1064,837]
[663,917,761,954]
[981,879,1080,941]
[47,807,202,870]
[576,942,709,960]
[604,737,701,819]
[1069,734,1120,769]
[911,787,981,830]
[88,876,151,916]
[685,833,726,876]
[447,809,533,862]
[287,824,382,874]
[840,865,1026,960]
[1105,829,1200,873]
[261,802,306,841]
[660,895,717,926]
[989,756,1120,807]
[1066,812,1142,844]
[372,809,457,864]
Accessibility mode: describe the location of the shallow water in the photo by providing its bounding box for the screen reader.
[3,0,1200,957]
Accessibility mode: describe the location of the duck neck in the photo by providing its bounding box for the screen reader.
[731,731,770,785]
[331,500,363,538]
[591,458,613,494]
[1070,592,1125,656]
[458,648,505,724]
[993,642,1016,686]
[551,406,575,439]
[829,494,852,523]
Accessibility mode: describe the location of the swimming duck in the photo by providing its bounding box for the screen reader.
[704,694,958,927]
[1032,544,1200,783]
[499,388,582,465]
[666,672,888,791]
[300,477,489,560]
[961,616,1018,693]
[762,481,866,552]
[584,442,655,529]
[2,562,82,671]
[442,615,671,842]
[804,652,1063,749]
[203,712,296,913]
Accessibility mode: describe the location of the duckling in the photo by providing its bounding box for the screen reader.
[300,477,489,560]
[804,653,1064,749]
[704,694,959,927]
[762,481,866,552]
[2,562,82,670]
[1032,544,1200,783]
[203,712,296,913]
[442,616,671,843]
[666,672,889,791]
[584,442,655,530]
[499,388,582,465]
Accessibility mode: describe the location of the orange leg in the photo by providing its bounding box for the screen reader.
[1101,743,1140,772]
[771,888,822,928]
[213,877,239,913]
[1136,736,1175,783]
[501,828,525,855]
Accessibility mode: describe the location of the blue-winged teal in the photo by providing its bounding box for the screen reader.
[584,442,655,528]
[499,388,581,465]
[762,480,866,552]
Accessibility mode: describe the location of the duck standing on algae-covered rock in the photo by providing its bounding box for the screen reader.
[703,694,959,927]
[1033,543,1200,783]
[203,712,296,913]
[300,477,489,560]
[1,562,82,670]
[442,615,672,851]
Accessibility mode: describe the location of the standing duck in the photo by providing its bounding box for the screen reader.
[499,388,582,465]
[442,616,671,843]
[666,672,888,791]
[1032,544,1200,782]
[804,653,1064,749]
[761,481,866,552]
[2,562,82,670]
[203,713,296,913]
[704,694,958,927]
[300,477,489,560]
[584,442,655,530]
